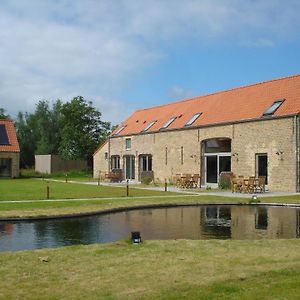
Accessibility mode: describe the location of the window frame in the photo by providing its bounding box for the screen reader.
[125,138,132,150]
[263,99,284,116]
[185,113,202,127]
[160,117,176,130]
[142,120,157,132]
[111,155,120,170]
[113,125,126,136]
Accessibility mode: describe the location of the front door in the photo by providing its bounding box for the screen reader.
[256,154,268,184]
[206,155,218,183]
[124,156,135,180]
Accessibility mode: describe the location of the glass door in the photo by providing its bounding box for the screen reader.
[206,156,218,183]
[205,155,231,185]
[124,156,135,180]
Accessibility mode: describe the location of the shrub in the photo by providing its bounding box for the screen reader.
[141,176,153,185]
[218,172,232,189]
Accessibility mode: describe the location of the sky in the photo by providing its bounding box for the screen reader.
[0,0,300,125]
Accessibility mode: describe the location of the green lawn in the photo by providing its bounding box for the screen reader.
[1,178,300,219]
[1,239,300,299]
[0,178,180,201]
[1,179,300,298]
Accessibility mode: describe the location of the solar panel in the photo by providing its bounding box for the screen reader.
[0,124,10,145]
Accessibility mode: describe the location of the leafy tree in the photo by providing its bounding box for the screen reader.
[15,100,63,167]
[15,112,36,167]
[0,108,10,119]
[59,96,111,165]
[34,100,63,155]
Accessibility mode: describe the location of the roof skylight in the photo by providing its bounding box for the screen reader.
[160,117,176,130]
[185,113,202,127]
[142,120,157,132]
[263,99,284,116]
[113,125,126,136]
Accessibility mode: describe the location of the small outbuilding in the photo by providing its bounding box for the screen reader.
[0,119,20,178]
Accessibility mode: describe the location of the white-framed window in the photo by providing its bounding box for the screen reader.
[111,155,120,169]
[142,120,157,132]
[160,117,176,130]
[140,155,152,171]
[113,125,126,136]
[125,138,131,150]
[185,113,202,127]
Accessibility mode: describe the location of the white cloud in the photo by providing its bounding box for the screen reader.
[0,0,299,122]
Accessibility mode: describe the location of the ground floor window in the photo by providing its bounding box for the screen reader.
[111,155,120,170]
[140,155,152,172]
[0,158,12,177]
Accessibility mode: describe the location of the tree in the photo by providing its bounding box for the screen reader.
[59,96,111,165]
[15,100,63,167]
[15,111,36,167]
[0,108,10,119]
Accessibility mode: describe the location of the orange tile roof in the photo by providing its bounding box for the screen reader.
[112,74,300,137]
[0,119,20,152]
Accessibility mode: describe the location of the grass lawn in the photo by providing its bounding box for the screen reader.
[1,179,300,298]
[1,239,300,299]
[1,178,300,218]
[0,178,182,201]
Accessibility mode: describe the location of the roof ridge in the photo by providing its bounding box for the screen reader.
[135,73,300,113]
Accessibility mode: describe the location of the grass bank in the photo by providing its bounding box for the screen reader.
[1,239,300,299]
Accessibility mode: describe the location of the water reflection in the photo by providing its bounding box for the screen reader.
[1,205,300,252]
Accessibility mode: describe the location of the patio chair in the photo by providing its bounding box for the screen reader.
[192,174,200,188]
[247,176,256,193]
[256,176,266,193]
[231,175,238,193]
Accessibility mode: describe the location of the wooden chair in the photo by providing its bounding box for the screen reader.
[231,175,238,193]
[247,176,256,193]
[256,176,266,193]
[183,174,193,188]
[236,176,244,193]
[192,174,200,188]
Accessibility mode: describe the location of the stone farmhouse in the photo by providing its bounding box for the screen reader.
[93,75,300,192]
[0,119,20,178]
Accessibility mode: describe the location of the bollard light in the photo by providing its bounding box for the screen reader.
[252,195,258,201]
[131,231,141,244]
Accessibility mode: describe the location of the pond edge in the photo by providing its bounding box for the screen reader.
[1,202,300,222]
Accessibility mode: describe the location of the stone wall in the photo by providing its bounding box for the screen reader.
[94,116,299,192]
[0,152,20,178]
[93,141,109,179]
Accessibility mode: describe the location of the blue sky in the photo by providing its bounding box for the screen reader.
[0,0,300,124]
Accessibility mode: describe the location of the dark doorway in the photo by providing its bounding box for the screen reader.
[256,154,268,184]
[0,158,12,177]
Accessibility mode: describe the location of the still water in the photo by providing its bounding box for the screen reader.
[1,205,300,252]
